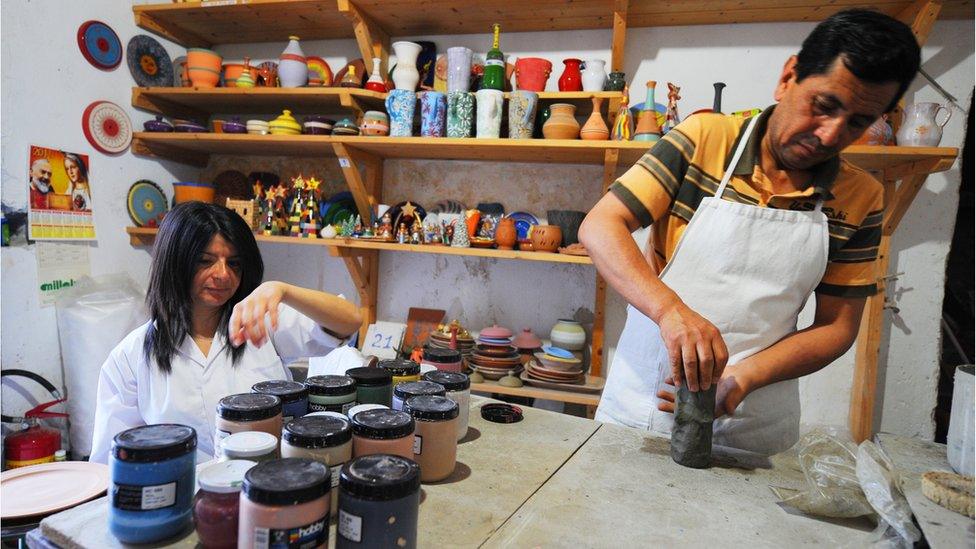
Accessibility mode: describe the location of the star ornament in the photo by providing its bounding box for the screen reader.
[401,201,417,219]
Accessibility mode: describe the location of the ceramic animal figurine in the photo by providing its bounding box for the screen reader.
[664,82,681,134]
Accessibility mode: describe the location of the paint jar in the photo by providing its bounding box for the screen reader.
[193,460,255,549]
[281,416,353,516]
[336,455,420,549]
[346,367,393,406]
[421,348,463,373]
[422,371,471,441]
[347,403,388,420]
[220,431,278,463]
[378,359,421,388]
[306,375,357,414]
[392,381,446,411]
[215,393,282,455]
[403,396,459,482]
[351,408,415,460]
[109,424,197,544]
[251,380,309,422]
[239,458,331,549]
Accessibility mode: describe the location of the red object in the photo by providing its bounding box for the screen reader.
[515,57,553,92]
[558,58,583,92]
[4,399,67,466]
[194,490,240,549]
[365,80,388,93]
[82,100,133,154]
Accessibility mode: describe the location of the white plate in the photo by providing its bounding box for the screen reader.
[0,461,110,519]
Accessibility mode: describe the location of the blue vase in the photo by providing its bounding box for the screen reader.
[385,89,417,137]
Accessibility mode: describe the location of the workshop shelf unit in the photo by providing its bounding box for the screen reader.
[128,0,962,418]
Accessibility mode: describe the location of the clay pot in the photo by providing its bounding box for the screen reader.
[495,217,517,250]
[543,103,580,140]
[557,58,583,92]
[515,57,552,92]
[222,63,259,88]
[580,97,609,140]
[530,224,562,253]
[186,48,222,88]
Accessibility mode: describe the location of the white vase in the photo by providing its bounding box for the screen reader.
[581,59,607,92]
[278,35,308,88]
[550,319,586,351]
[475,89,503,138]
[392,41,422,91]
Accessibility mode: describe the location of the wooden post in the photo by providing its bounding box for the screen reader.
[611,0,628,73]
[337,0,390,77]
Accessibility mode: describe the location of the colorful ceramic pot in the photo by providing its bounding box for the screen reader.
[386,89,417,137]
[580,97,609,140]
[143,116,173,133]
[278,35,308,88]
[495,217,517,250]
[223,117,247,134]
[550,319,585,351]
[582,59,607,92]
[246,120,269,135]
[546,209,586,246]
[543,103,580,139]
[447,92,474,138]
[634,80,662,142]
[361,110,390,136]
[515,57,552,92]
[269,110,302,135]
[366,57,387,93]
[605,71,626,91]
[302,115,334,135]
[508,91,537,139]
[222,63,259,88]
[897,102,951,146]
[173,182,215,204]
[420,91,447,137]
[332,118,361,136]
[557,58,583,92]
[446,47,473,93]
[392,41,422,91]
[475,89,503,138]
[186,48,221,88]
[530,224,561,253]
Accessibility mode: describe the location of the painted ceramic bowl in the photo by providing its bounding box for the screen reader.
[173,182,215,204]
[529,224,562,253]
[172,119,207,133]
[303,115,334,135]
[246,119,270,135]
[332,118,361,136]
[143,116,174,132]
[360,110,389,136]
[223,117,247,134]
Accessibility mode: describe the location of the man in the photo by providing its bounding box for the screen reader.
[29,157,53,210]
[579,9,920,455]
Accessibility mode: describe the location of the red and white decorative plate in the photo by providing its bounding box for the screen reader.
[82,100,132,154]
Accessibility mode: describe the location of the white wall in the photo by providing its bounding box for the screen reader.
[1,0,970,444]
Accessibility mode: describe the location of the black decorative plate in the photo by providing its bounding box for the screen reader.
[126,35,173,87]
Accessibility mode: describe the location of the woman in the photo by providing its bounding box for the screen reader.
[63,153,91,211]
[90,202,363,462]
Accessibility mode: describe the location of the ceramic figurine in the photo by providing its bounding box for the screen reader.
[236,57,256,88]
[508,91,538,139]
[482,24,505,91]
[634,80,662,142]
[446,47,473,93]
[450,220,470,247]
[392,41,422,90]
[557,58,583,92]
[515,57,552,92]
[612,85,634,141]
[665,82,681,134]
[475,89,503,138]
[386,89,417,137]
[381,212,393,238]
[446,92,474,138]
[287,176,306,237]
[543,103,580,139]
[416,41,437,90]
[897,102,951,146]
[366,57,387,92]
[353,216,363,237]
[580,97,610,140]
[397,223,408,244]
[581,59,607,92]
[339,65,361,88]
[278,36,308,88]
[443,222,455,246]
[420,91,447,137]
[411,218,423,244]
[605,71,626,91]
[257,62,278,87]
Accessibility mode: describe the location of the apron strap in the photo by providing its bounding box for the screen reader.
[716,116,760,200]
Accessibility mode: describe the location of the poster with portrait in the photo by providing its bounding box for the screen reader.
[27,145,96,240]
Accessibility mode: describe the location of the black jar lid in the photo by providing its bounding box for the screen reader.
[422,347,462,363]
[251,380,308,404]
[393,381,446,401]
[351,408,415,440]
[378,359,420,376]
[216,393,282,422]
[305,375,356,396]
[243,458,330,506]
[422,370,470,392]
[283,415,352,448]
[112,424,197,463]
[340,454,420,501]
[402,395,459,421]
[345,367,393,387]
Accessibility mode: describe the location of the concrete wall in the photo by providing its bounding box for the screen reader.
[1,0,970,446]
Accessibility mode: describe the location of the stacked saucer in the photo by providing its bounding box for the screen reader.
[527,346,584,384]
[468,325,521,380]
[428,330,475,359]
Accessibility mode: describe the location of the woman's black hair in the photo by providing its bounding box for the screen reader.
[795,9,921,113]
[143,201,264,373]
[63,152,88,183]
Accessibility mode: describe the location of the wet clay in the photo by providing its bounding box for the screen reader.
[670,384,716,469]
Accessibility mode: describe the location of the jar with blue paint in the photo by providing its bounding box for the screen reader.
[252,380,309,422]
[109,424,197,544]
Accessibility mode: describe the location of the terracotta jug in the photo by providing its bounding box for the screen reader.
[543,103,580,139]
[495,217,517,250]
[580,97,609,140]
[530,224,562,253]
[557,58,583,92]
[634,80,662,142]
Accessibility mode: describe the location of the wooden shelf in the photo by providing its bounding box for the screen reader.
[132,87,388,120]
[134,0,970,47]
[126,227,593,265]
[131,133,338,167]
[471,381,600,407]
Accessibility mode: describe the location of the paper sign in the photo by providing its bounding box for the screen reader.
[27,145,96,241]
[36,241,91,306]
[361,321,406,359]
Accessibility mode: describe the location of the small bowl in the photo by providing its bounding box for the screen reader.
[246,120,269,135]
[173,182,215,204]
[223,117,247,134]
[143,116,173,133]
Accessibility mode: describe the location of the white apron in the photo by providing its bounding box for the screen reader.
[595,117,829,455]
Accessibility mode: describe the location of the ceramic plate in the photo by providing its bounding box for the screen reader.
[506,211,539,241]
[542,345,575,359]
[77,20,122,70]
[306,56,333,86]
[519,371,604,393]
[82,100,132,154]
[0,461,110,520]
[127,179,168,227]
[256,61,278,86]
[470,238,495,248]
[126,35,174,87]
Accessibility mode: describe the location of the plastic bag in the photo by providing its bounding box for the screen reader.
[856,441,921,548]
[55,275,146,459]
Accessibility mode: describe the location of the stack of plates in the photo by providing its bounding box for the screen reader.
[525,358,583,384]
[428,331,475,359]
[469,325,520,380]
[534,348,583,372]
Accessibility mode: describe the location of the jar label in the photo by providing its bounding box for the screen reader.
[112,481,176,511]
[309,401,353,413]
[413,434,423,455]
[338,509,363,542]
[253,516,327,549]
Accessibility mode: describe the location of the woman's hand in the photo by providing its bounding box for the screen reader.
[229,281,288,347]
[655,363,754,418]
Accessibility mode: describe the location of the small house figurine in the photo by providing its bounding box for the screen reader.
[226,198,259,231]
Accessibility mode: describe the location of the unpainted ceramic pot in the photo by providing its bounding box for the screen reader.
[530,224,562,253]
[542,103,580,139]
[495,217,517,250]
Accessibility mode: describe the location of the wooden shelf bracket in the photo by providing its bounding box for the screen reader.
[337,0,390,78]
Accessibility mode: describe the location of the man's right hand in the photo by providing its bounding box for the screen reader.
[656,300,729,392]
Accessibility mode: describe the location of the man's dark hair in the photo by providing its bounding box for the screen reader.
[144,201,264,373]
[795,9,920,112]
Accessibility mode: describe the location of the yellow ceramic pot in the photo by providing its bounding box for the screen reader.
[269,110,302,135]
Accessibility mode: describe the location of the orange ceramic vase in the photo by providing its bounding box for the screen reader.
[580,97,609,140]
[542,103,580,140]
[187,48,222,88]
[530,225,562,253]
[495,217,517,250]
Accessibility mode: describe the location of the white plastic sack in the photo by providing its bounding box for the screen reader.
[308,346,369,377]
[56,275,146,459]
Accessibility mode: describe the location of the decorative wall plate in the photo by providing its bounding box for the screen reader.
[126,35,173,87]
[306,56,333,86]
[82,100,132,154]
[127,180,168,227]
[77,20,122,70]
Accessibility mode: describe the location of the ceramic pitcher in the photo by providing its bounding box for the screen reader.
[897,102,952,147]
[447,91,474,137]
[420,91,447,137]
[386,89,417,137]
[581,59,607,92]
[475,89,503,138]
[508,91,538,139]
[392,41,422,90]
[447,47,473,93]
[278,36,308,88]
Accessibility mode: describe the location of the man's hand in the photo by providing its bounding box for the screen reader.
[656,364,754,418]
[657,301,729,392]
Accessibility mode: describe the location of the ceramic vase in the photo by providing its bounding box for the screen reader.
[447,92,474,138]
[612,86,634,140]
[392,41,422,90]
[557,58,583,92]
[897,103,951,146]
[447,47,473,93]
[366,57,387,93]
[853,114,894,146]
[543,103,580,139]
[475,89,504,138]
[581,59,607,92]
[186,48,222,88]
[385,89,417,137]
[222,62,258,88]
[420,91,447,137]
[634,80,662,142]
[605,71,626,91]
[278,36,308,88]
[530,224,562,252]
[508,91,538,139]
[416,41,437,89]
[580,97,609,140]
[235,58,255,88]
[515,57,552,92]
[550,319,586,351]
[495,217,517,250]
